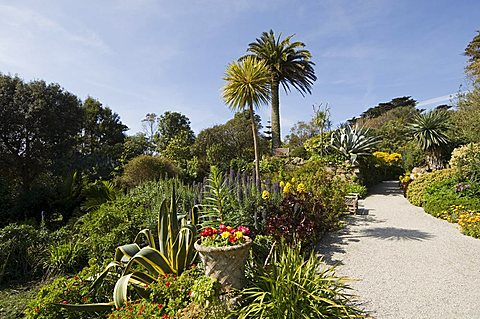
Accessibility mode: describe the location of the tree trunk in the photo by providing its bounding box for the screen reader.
[249,103,260,187]
[426,148,444,171]
[271,79,281,151]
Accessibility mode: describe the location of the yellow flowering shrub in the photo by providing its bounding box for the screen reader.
[458,211,480,238]
[438,205,465,223]
[449,142,480,182]
[373,151,402,165]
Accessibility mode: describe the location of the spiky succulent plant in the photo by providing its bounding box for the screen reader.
[330,125,380,165]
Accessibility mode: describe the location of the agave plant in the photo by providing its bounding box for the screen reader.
[57,185,198,311]
[330,125,380,165]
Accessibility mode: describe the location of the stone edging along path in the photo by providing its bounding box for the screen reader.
[317,181,480,319]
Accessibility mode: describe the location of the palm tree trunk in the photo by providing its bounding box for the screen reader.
[249,103,260,188]
[271,79,281,151]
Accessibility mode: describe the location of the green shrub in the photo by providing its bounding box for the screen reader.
[259,157,287,176]
[45,236,88,277]
[0,224,48,284]
[423,179,480,217]
[406,169,455,206]
[292,160,348,220]
[25,263,112,319]
[71,179,196,268]
[107,268,203,319]
[118,155,180,188]
[449,143,480,182]
[398,140,425,172]
[238,242,362,319]
[346,183,368,199]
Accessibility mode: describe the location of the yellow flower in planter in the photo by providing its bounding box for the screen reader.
[297,183,306,193]
[235,231,243,239]
[221,232,230,239]
[262,190,271,201]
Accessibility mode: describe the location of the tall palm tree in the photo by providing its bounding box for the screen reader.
[246,30,316,150]
[409,110,450,170]
[222,56,271,185]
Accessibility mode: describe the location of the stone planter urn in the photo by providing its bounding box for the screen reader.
[194,236,252,291]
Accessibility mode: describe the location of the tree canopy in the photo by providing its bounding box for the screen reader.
[465,30,480,83]
[246,30,316,149]
[0,74,83,220]
[359,96,417,120]
[156,111,195,151]
[194,111,268,172]
[79,97,128,179]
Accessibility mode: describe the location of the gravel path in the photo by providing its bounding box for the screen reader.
[317,181,480,319]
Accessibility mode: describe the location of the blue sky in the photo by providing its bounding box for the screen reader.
[0,0,478,137]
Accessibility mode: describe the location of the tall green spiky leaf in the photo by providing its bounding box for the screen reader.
[158,199,169,257]
[409,109,450,169]
[330,125,380,164]
[62,183,198,312]
[123,247,175,277]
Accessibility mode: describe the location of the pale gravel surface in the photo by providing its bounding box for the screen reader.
[317,181,480,319]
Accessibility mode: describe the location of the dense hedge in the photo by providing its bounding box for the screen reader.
[423,178,480,217]
[406,169,455,207]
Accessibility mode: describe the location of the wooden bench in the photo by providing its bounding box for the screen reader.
[345,193,359,214]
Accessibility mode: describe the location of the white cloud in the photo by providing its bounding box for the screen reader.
[417,93,457,107]
[0,3,109,73]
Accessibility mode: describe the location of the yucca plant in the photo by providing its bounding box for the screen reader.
[57,185,198,311]
[238,242,363,318]
[409,110,450,170]
[330,125,380,165]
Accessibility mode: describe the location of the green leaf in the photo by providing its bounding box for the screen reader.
[91,261,123,291]
[113,273,133,308]
[158,199,169,257]
[115,243,141,263]
[124,246,174,277]
[134,229,156,249]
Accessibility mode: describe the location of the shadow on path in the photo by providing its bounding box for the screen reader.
[316,214,387,266]
[360,227,433,241]
[369,181,404,196]
[317,181,434,266]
